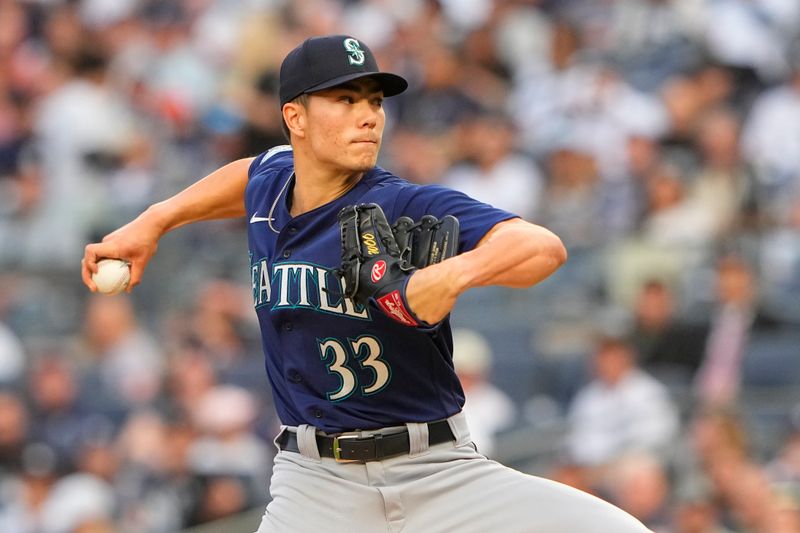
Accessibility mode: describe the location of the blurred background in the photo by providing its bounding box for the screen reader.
[0,0,799,531]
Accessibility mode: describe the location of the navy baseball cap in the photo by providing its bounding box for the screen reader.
[279,35,408,106]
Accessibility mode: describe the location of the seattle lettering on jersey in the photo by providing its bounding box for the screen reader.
[251,259,369,320]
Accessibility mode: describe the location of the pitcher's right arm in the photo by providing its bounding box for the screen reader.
[81,157,254,292]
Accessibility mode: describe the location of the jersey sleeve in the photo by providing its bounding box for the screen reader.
[247,145,294,179]
[394,184,517,253]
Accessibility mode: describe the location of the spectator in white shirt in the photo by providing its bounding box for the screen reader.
[565,336,680,467]
[443,113,543,221]
[741,53,800,217]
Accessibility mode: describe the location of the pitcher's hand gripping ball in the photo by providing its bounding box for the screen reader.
[92,259,131,295]
[336,203,458,326]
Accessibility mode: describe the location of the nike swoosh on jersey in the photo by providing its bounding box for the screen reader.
[250,213,273,224]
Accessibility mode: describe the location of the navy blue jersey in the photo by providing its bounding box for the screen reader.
[245,146,516,433]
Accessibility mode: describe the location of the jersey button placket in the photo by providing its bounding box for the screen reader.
[282,249,291,259]
[288,371,302,383]
[283,322,293,332]
[313,409,323,419]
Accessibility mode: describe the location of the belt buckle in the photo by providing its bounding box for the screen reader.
[333,433,361,463]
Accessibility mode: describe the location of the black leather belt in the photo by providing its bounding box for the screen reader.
[277,420,455,463]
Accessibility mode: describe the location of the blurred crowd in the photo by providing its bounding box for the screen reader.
[1,0,800,531]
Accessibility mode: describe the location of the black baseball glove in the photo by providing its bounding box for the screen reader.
[336,203,459,327]
[392,213,459,269]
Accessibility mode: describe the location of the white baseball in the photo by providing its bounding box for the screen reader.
[92,259,131,295]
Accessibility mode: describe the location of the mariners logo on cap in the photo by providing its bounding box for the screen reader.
[343,38,365,66]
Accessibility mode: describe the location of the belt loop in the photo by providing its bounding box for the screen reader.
[447,411,472,446]
[296,424,322,462]
[406,422,429,457]
[273,426,289,453]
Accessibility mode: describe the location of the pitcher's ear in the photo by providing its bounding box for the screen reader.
[282,101,307,140]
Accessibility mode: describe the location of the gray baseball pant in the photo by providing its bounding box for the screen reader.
[255,412,651,533]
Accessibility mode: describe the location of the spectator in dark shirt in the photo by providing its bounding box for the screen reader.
[628,279,707,381]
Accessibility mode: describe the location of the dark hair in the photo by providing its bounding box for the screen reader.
[280,94,309,142]
[72,48,108,77]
